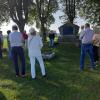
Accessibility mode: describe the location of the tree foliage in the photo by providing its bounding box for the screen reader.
[28,0,59,41]
[0,0,9,25]
[7,0,33,32]
[77,0,100,25]
[0,0,58,40]
[0,0,33,32]
[59,0,78,24]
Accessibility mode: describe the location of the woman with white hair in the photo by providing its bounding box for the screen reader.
[28,27,46,79]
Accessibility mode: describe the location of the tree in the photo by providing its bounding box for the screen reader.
[0,0,9,25]
[77,0,100,25]
[91,0,100,4]
[7,0,32,32]
[29,0,58,41]
[59,0,76,24]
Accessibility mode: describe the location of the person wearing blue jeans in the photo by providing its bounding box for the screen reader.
[50,39,54,47]
[9,25,26,77]
[79,23,95,71]
[80,44,95,70]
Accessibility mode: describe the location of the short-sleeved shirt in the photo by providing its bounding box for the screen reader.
[9,31,23,47]
[79,28,94,44]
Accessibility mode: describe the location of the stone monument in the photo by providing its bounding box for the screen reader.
[58,23,79,43]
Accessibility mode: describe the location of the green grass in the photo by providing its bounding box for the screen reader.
[0,43,100,100]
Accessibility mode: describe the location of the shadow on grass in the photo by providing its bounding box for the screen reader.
[0,55,81,100]
[0,44,100,100]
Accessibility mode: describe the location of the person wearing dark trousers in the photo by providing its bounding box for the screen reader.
[11,46,25,76]
[79,23,95,71]
[49,30,55,47]
[93,46,99,62]
[0,45,2,59]
[9,25,26,77]
[92,26,100,65]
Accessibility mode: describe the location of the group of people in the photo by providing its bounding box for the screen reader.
[0,23,99,78]
[79,23,100,71]
[3,25,46,79]
[0,25,58,79]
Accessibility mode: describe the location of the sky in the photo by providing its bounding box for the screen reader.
[0,10,86,35]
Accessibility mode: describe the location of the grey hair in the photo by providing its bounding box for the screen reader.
[29,27,36,35]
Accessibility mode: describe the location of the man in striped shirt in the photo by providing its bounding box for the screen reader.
[79,23,95,71]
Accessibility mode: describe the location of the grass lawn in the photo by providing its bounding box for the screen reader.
[0,42,100,100]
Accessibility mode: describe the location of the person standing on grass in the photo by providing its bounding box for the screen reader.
[7,30,12,59]
[48,30,55,47]
[92,26,100,65]
[28,27,46,79]
[0,31,3,59]
[79,23,95,71]
[9,25,26,77]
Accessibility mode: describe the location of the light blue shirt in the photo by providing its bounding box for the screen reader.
[79,28,94,44]
[9,31,23,47]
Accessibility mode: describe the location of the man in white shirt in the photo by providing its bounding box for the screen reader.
[9,25,26,77]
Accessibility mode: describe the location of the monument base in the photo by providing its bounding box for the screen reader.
[58,35,78,42]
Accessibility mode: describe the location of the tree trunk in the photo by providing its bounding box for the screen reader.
[41,22,47,41]
[17,22,25,33]
[69,16,74,24]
